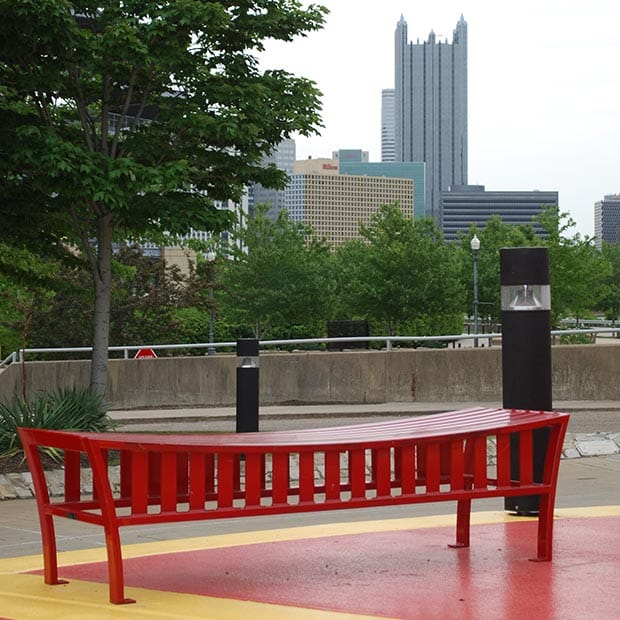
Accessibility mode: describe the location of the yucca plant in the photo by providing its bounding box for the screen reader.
[0,387,115,460]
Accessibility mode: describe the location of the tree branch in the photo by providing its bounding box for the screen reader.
[100,74,111,156]
[68,66,96,152]
[110,68,138,159]
[117,84,151,158]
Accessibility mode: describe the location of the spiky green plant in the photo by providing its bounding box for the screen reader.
[0,388,115,459]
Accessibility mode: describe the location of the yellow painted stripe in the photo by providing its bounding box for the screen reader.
[0,506,617,620]
[0,573,390,619]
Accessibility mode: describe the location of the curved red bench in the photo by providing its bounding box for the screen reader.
[19,407,569,604]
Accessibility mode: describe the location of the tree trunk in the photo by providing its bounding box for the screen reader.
[90,214,114,397]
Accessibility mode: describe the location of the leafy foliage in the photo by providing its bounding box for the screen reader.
[458,216,537,323]
[0,387,114,459]
[535,207,610,324]
[219,205,334,338]
[0,0,327,393]
[336,205,463,335]
[597,243,620,320]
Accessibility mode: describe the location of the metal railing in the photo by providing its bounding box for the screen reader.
[2,327,620,369]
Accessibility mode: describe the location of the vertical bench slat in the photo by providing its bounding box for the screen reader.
[176,453,189,499]
[131,452,149,514]
[189,452,206,510]
[393,448,402,486]
[148,452,161,500]
[473,437,488,489]
[450,440,465,491]
[425,444,441,493]
[349,448,367,498]
[299,451,315,503]
[160,452,178,512]
[217,452,234,508]
[374,447,392,497]
[233,455,242,496]
[325,450,341,500]
[519,430,534,485]
[244,452,263,506]
[205,453,215,499]
[92,449,109,501]
[272,452,290,505]
[64,450,82,502]
[399,445,416,495]
[496,434,511,487]
[120,450,132,499]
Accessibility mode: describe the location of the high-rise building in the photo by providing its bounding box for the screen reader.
[394,15,468,224]
[249,138,296,220]
[441,185,557,242]
[594,194,620,250]
[381,89,396,162]
[285,159,414,247]
[339,161,425,221]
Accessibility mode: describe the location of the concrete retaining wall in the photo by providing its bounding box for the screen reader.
[1,344,618,409]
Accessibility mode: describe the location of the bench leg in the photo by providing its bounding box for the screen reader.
[40,512,68,587]
[449,499,471,548]
[104,524,135,604]
[531,493,554,562]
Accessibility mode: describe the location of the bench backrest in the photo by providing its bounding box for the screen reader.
[18,408,569,524]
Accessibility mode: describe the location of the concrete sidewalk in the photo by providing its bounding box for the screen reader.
[108,399,620,423]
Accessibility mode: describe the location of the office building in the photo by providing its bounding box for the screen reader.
[441,185,557,241]
[394,15,468,224]
[249,138,296,220]
[381,89,396,162]
[594,194,620,250]
[339,161,425,220]
[285,159,414,247]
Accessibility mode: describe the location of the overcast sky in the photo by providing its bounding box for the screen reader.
[261,0,620,237]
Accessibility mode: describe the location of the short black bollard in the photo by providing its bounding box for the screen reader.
[500,247,552,515]
[236,339,259,433]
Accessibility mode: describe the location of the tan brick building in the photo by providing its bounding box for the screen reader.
[285,159,414,246]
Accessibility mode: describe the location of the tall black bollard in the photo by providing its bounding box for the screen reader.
[500,248,552,514]
[236,339,259,433]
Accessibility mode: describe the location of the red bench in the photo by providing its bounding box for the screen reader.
[19,407,569,605]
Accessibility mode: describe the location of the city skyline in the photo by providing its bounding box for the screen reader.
[260,0,620,237]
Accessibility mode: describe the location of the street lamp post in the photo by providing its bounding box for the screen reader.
[207,251,216,356]
[471,235,480,348]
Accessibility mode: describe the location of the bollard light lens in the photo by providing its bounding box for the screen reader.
[501,284,550,311]
[238,356,259,368]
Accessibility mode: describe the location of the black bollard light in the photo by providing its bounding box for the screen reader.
[236,339,259,433]
[500,248,552,515]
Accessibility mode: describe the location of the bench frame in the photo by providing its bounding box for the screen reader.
[19,407,569,604]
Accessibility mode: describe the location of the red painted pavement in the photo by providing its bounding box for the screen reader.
[35,517,620,618]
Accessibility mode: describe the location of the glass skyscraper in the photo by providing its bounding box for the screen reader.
[394,15,468,224]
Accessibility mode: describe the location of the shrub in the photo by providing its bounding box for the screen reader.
[0,387,115,459]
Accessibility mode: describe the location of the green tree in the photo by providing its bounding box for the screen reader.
[0,242,77,359]
[458,216,537,323]
[536,207,610,324]
[338,205,462,335]
[598,243,620,321]
[109,246,188,346]
[219,205,334,338]
[0,0,327,394]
